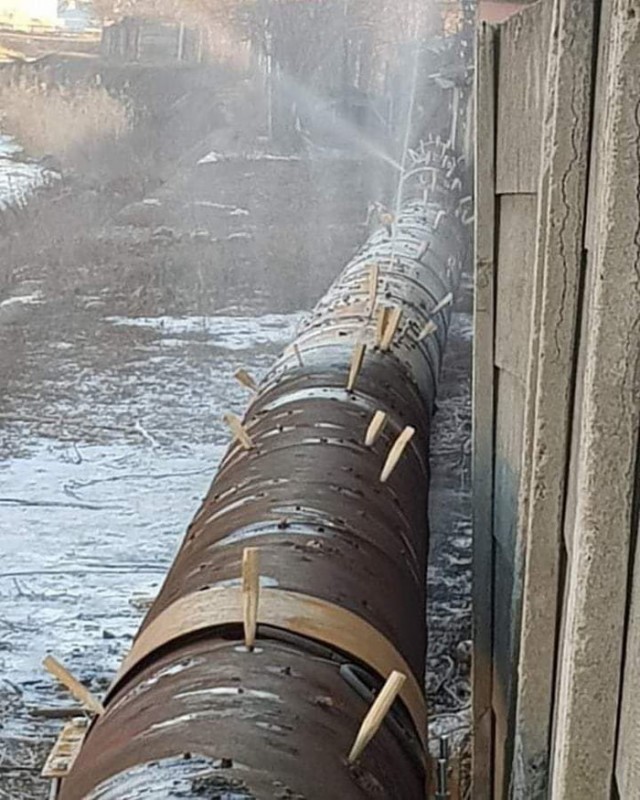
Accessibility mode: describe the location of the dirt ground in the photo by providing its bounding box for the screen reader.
[0,57,471,799]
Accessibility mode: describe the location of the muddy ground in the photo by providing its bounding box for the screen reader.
[0,60,471,799]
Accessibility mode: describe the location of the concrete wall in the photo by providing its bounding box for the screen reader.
[473,4,550,795]
[473,0,640,796]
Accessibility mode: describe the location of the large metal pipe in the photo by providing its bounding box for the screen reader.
[59,143,465,800]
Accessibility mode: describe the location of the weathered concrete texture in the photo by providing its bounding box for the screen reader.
[474,6,549,793]
[494,194,537,381]
[551,1,640,797]
[617,513,640,795]
[472,21,497,800]
[495,1,552,195]
[491,193,539,798]
[512,1,596,797]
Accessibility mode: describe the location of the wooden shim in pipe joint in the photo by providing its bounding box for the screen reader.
[113,586,427,745]
[431,292,453,316]
[380,426,416,483]
[223,413,254,450]
[418,320,438,341]
[348,670,406,763]
[234,368,257,393]
[347,341,367,392]
[365,410,388,447]
[367,263,379,315]
[242,547,260,649]
[375,305,389,347]
[380,307,402,351]
[43,656,105,716]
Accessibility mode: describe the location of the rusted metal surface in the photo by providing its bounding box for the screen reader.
[59,144,466,799]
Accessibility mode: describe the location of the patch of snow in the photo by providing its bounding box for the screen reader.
[197,150,222,164]
[197,151,301,165]
[0,133,59,210]
[0,291,43,308]
[192,200,250,216]
[105,313,302,350]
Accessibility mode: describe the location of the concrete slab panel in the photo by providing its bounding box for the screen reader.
[496,1,552,194]
[512,2,596,796]
[551,4,640,795]
[495,194,538,381]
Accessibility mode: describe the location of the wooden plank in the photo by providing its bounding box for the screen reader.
[472,22,497,800]
[42,718,88,778]
[495,1,552,194]
[512,3,596,796]
[551,3,640,794]
[494,194,538,382]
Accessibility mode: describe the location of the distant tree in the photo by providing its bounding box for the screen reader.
[91,0,246,23]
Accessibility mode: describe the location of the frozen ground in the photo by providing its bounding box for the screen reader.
[0,134,57,211]
[0,307,302,797]
[0,131,471,796]
[0,307,472,798]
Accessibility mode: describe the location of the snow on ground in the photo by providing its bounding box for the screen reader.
[0,133,58,210]
[0,309,301,797]
[106,312,303,349]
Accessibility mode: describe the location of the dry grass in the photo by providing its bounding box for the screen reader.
[0,81,131,169]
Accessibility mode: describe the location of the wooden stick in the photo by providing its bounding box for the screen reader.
[367,263,379,315]
[43,656,105,715]
[380,306,402,351]
[293,344,304,368]
[416,240,430,262]
[432,292,453,316]
[223,413,254,450]
[365,410,388,447]
[31,707,85,720]
[242,547,260,650]
[380,426,415,483]
[375,305,389,347]
[348,671,406,763]
[347,341,366,392]
[234,368,257,393]
[379,210,394,236]
[418,320,438,341]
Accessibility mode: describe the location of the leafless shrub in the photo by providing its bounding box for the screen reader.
[0,81,132,171]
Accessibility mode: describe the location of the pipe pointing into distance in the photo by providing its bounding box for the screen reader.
[58,142,467,800]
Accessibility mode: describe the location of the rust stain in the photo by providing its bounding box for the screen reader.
[59,144,466,800]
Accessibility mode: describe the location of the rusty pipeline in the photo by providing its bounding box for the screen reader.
[59,142,467,800]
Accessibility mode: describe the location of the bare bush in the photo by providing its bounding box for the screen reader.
[0,81,132,170]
